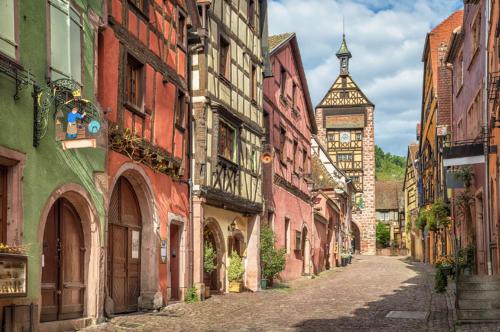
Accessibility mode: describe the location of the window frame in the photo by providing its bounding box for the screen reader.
[177,7,187,50]
[219,34,231,81]
[0,0,19,61]
[217,119,237,162]
[247,0,255,29]
[279,126,287,163]
[124,54,145,112]
[47,0,84,84]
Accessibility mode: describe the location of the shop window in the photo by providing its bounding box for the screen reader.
[218,120,236,161]
[125,55,144,109]
[219,36,230,80]
[0,0,17,59]
[49,0,82,83]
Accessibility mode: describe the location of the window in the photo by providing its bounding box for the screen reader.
[279,126,286,162]
[219,36,230,80]
[472,13,481,53]
[175,89,185,127]
[355,132,363,141]
[125,55,144,108]
[251,64,257,102]
[292,82,297,108]
[0,166,7,243]
[293,140,298,171]
[285,218,290,253]
[280,65,286,97]
[337,154,353,162]
[218,121,235,161]
[49,0,82,83]
[178,10,186,47]
[0,0,16,59]
[456,51,464,90]
[129,0,145,12]
[248,0,255,29]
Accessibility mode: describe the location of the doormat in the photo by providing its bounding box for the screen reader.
[386,311,428,320]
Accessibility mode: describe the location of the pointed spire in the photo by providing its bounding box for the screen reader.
[336,34,352,59]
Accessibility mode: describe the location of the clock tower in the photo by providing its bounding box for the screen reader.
[315,35,376,255]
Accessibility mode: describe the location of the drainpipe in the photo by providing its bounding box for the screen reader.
[484,0,492,275]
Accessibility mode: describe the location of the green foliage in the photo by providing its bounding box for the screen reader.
[429,200,450,229]
[203,242,217,274]
[185,286,199,303]
[375,145,406,181]
[454,166,474,188]
[228,251,245,282]
[416,209,429,230]
[435,267,448,293]
[376,222,390,248]
[260,226,286,280]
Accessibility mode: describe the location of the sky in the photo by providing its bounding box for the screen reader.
[268,0,464,156]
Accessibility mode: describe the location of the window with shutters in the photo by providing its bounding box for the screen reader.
[219,36,230,80]
[49,0,82,83]
[125,55,144,109]
[218,121,236,161]
[0,0,17,59]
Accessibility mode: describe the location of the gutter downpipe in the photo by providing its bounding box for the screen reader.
[484,0,492,275]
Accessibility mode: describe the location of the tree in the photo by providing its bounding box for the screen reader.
[376,222,390,248]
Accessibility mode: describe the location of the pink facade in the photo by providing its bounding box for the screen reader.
[263,33,317,280]
[447,1,489,275]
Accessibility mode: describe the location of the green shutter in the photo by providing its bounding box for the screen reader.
[0,0,16,58]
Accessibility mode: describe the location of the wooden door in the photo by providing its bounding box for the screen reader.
[169,224,180,300]
[41,198,85,322]
[108,177,142,313]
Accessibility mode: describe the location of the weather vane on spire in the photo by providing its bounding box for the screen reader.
[337,19,352,76]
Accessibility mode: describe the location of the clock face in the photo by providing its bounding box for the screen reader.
[340,131,351,143]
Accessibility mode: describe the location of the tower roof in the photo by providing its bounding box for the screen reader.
[336,34,352,59]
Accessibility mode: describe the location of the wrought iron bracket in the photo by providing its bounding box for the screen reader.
[0,55,37,101]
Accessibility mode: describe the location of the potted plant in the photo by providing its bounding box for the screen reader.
[341,252,349,266]
[260,226,286,289]
[435,255,454,277]
[203,242,216,298]
[228,251,244,293]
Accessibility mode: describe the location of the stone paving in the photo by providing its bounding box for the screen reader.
[82,256,499,332]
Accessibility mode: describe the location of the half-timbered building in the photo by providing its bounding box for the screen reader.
[190,0,269,294]
[315,35,376,255]
[98,0,200,312]
[262,32,317,280]
[403,143,422,261]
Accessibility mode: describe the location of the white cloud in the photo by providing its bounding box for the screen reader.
[269,0,462,155]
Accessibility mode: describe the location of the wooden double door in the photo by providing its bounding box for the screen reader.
[41,198,85,322]
[108,177,142,313]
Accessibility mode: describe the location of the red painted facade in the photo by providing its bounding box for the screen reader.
[98,0,195,307]
[263,33,317,280]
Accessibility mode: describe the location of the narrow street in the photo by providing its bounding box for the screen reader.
[84,256,459,332]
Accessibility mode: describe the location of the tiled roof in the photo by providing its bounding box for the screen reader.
[376,181,403,211]
[269,33,294,52]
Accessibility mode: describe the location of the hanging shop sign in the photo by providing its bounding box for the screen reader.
[443,143,484,167]
[35,79,103,149]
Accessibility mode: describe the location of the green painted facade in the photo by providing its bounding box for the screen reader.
[0,0,105,301]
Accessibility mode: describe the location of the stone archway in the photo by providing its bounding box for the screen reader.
[351,222,361,254]
[107,163,160,311]
[37,183,101,324]
[203,218,226,293]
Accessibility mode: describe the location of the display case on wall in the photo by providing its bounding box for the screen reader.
[0,253,27,298]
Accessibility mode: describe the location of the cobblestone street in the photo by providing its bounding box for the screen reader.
[81,255,498,332]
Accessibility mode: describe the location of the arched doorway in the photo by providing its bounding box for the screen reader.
[351,222,361,254]
[108,177,142,313]
[203,219,225,293]
[41,198,85,322]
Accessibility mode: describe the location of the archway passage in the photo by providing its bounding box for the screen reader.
[203,227,219,291]
[108,177,142,313]
[351,222,361,253]
[41,198,85,322]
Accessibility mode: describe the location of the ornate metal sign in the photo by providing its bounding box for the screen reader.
[34,79,103,149]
